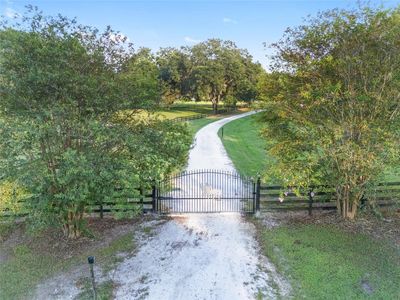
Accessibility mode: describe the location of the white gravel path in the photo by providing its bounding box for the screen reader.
[187,111,258,171]
[113,111,290,300]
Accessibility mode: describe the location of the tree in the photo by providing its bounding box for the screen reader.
[120,47,161,108]
[157,40,262,112]
[234,62,264,104]
[191,39,258,113]
[0,7,191,237]
[258,5,400,219]
[157,47,194,104]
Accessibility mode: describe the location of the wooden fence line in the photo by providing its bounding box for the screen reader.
[171,108,236,123]
[2,181,399,218]
[0,187,156,218]
[259,182,400,215]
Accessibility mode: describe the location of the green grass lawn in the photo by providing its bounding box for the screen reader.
[187,116,221,134]
[186,107,251,137]
[219,113,269,177]
[260,224,400,299]
[158,101,250,120]
[122,101,244,121]
[162,101,214,115]
[0,222,137,299]
[159,101,228,119]
[221,101,400,299]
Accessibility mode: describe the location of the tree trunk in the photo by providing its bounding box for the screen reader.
[62,210,83,239]
[212,101,218,114]
[336,185,359,220]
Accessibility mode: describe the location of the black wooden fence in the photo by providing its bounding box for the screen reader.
[2,180,399,218]
[259,182,400,215]
[172,113,208,122]
[171,108,235,123]
[0,187,155,219]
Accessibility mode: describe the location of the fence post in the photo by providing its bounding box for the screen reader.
[360,193,367,208]
[308,188,314,216]
[99,203,104,219]
[151,184,157,213]
[139,186,144,213]
[256,176,261,212]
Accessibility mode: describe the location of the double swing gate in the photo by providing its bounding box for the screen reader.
[153,169,260,214]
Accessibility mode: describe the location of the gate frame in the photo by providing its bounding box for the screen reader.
[152,169,261,214]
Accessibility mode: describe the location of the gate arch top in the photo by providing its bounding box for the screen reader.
[156,169,257,214]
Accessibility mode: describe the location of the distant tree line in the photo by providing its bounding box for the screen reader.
[157,40,264,113]
[122,39,265,113]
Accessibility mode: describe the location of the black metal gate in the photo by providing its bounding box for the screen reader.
[154,169,259,214]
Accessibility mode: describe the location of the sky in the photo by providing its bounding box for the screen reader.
[1,0,399,69]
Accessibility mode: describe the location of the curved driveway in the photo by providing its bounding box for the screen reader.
[114,111,289,300]
[187,110,258,171]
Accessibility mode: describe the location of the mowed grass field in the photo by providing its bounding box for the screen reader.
[158,101,250,120]
[260,225,400,299]
[187,116,221,134]
[159,102,214,119]
[218,113,269,177]
[120,101,250,127]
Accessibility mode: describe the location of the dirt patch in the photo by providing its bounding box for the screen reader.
[258,209,400,249]
[0,214,169,299]
[33,216,167,300]
[1,216,152,263]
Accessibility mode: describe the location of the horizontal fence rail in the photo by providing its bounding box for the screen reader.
[170,108,236,123]
[2,180,399,219]
[0,188,155,219]
[259,182,400,215]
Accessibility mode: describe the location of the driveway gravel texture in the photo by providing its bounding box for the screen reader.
[113,111,290,300]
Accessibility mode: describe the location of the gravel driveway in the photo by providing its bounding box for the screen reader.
[113,111,289,299]
[187,111,258,171]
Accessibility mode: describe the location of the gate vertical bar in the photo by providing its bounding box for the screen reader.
[255,176,261,213]
[152,184,157,213]
[252,179,256,213]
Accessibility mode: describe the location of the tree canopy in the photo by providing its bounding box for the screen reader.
[258,5,400,219]
[0,7,191,237]
[157,39,263,112]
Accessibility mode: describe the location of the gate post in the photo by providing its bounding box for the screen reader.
[151,184,157,213]
[255,176,261,212]
[308,188,314,216]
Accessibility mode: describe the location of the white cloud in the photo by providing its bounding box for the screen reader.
[223,17,238,24]
[184,36,201,44]
[4,7,20,18]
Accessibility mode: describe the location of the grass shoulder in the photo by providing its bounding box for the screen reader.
[187,108,251,137]
[256,218,400,299]
[0,218,150,299]
[219,113,269,177]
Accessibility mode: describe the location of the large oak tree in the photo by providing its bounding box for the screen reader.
[157,39,263,112]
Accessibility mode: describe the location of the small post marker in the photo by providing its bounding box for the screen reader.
[88,256,97,300]
[221,126,224,138]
